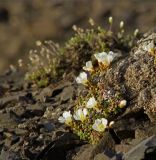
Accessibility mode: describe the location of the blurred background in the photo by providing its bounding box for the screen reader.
[0,0,156,74]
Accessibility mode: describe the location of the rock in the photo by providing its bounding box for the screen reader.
[0,92,26,109]
[38,87,53,102]
[18,92,36,104]
[123,135,156,160]
[51,82,71,98]
[37,81,72,103]
[26,104,44,117]
[137,87,156,122]
[94,153,110,160]
[42,121,55,132]
[135,123,156,141]
[43,107,56,119]
[0,113,17,129]
[0,148,20,160]
[74,131,116,160]
[115,144,133,153]
[60,86,74,102]
[35,132,84,160]
[15,128,27,135]
[10,107,25,119]
[74,145,95,160]
[103,33,156,122]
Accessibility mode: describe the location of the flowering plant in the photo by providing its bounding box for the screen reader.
[58,49,127,144]
[57,17,131,144]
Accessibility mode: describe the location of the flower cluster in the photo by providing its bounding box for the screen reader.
[58,50,127,144]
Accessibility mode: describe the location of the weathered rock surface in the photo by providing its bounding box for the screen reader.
[104,32,156,122]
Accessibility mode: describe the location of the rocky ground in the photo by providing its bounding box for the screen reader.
[0,29,156,160]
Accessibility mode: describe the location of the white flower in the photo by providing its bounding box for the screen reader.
[119,100,127,108]
[58,111,72,125]
[94,52,107,63]
[86,96,97,109]
[73,108,88,122]
[144,42,155,53]
[94,51,115,66]
[83,61,93,72]
[92,118,108,132]
[76,72,88,85]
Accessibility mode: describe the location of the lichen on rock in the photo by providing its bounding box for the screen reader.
[102,32,156,122]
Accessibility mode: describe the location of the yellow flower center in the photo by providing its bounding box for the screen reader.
[97,124,105,132]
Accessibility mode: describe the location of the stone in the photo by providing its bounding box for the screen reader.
[94,153,110,160]
[74,131,116,160]
[0,113,17,129]
[60,86,74,102]
[26,104,44,117]
[42,121,55,132]
[124,135,156,160]
[35,132,83,160]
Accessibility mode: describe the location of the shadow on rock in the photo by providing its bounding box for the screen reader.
[35,132,85,160]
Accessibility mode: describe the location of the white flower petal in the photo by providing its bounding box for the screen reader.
[58,111,72,125]
[101,118,108,126]
[107,51,115,63]
[94,119,101,125]
[92,123,99,132]
[94,52,107,62]
[86,97,97,109]
[75,77,81,84]
[94,51,115,66]
[92,118,108,132]
[77,109,82,117]
[76,72,88,85]
[83,108,88,116]
[63,111,71,119]
[58,116,65,123]
[86,61,93,68]
[74,108,88,122]
[73,114,79,120]
[83,61,93,72]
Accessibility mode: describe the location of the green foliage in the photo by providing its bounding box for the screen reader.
[62,25,113,71]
